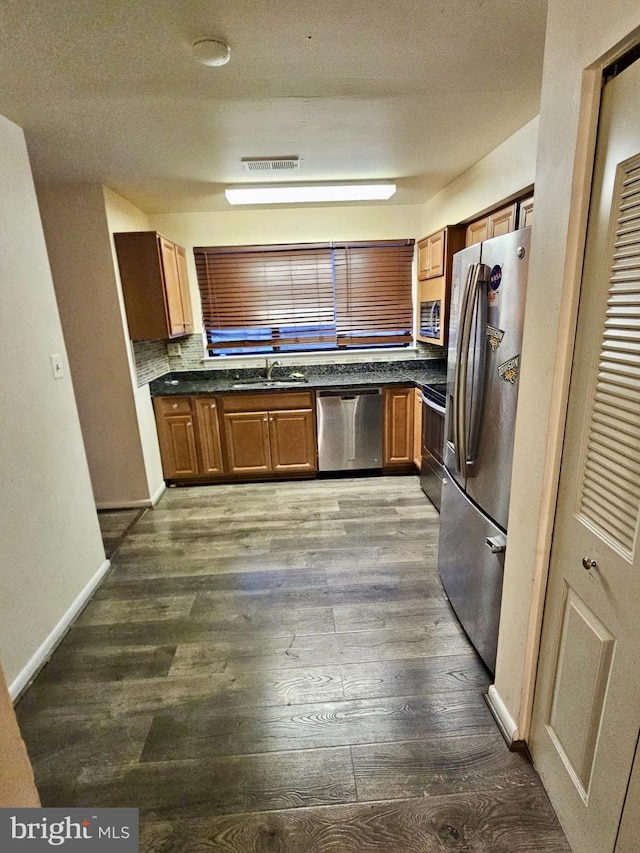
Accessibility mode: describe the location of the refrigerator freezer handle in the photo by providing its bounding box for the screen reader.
[452,263,476,474]
[454,263,485,478]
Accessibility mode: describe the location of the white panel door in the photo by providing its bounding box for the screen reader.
[530,57,640,853]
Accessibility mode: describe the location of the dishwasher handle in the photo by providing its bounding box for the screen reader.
[317,388,382,399]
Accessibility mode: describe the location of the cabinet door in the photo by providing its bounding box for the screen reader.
[466,218,490,246]
[489,202,517,238]
[194,397,224,475]
[383,387,415,468]
[413,388,422,469]
[418,230,446,279]
[417,237,430,280]
[269,409,317,473]
[426,230,445,278]
[156,413,199,478]
[518,195,534,228]
[158,236,186,337]
[175,244,194,334]
[223,412,272,474]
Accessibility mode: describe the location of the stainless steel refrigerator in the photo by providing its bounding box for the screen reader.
[438,227,531,674]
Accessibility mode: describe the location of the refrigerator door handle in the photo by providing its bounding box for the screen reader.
[452,264,475,473]
[486,534,507,553]
[454,263,484,478]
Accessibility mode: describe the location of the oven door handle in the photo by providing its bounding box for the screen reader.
[420,392,446,417]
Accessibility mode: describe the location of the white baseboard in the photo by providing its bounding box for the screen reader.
[9,558,111,701]
[485,684,523,749]
[149,481,166,507]
[95,481,166,511]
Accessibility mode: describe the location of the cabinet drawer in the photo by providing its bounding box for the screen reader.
[221,392,313,413]
[154,396,193,415]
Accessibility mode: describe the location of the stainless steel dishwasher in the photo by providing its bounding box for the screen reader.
[316,388,382,472]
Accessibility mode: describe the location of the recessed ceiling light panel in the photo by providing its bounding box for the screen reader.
[191,38,231,67]
[224,183,397,205]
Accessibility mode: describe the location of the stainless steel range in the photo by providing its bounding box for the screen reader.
[419,382,447,510]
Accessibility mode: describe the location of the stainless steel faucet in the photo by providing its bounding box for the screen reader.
[265,358,281,380]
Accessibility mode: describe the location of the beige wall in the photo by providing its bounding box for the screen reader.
[0,115,106,691]
[420,117,538,236]
[103,187,165,503]
[494,1,640,737]
[37,183,156,507]
[149,204,424,336]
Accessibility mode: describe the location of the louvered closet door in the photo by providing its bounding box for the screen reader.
[529,57,640,853]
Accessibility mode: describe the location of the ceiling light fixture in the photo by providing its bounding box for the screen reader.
[224,183,397,205]
[191,38,231,67]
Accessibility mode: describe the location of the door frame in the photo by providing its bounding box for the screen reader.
[519,28,640,742]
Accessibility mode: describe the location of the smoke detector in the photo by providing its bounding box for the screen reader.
[191,38,231,67]
[241,157,301,173]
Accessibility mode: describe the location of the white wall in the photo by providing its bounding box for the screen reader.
[37,183,158,508]
[0,115,107,692]
[420,117,538,236]
[103,187,165,504]
[494,1,640,737]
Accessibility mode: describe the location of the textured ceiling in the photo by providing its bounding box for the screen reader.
[0,1,548,212]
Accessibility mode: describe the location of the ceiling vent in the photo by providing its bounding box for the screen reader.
[241,157,300,173]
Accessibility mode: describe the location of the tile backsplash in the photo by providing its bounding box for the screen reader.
[132,340,170,386]
[133,333,445,386]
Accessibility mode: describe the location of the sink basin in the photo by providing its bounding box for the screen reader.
[231,379,308,390]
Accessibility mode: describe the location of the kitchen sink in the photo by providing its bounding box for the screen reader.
[231,379,308,390]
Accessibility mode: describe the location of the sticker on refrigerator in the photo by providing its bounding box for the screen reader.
[488,265,502,306]
[498,355,520,384]
[486,325,504,352]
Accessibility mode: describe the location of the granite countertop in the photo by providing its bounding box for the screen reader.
[149,359,447,397]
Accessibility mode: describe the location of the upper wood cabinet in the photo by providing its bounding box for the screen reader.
[416,225,465,347]
[114,231,194,341]
[418,230,446,280]
[465,202,518,246]
[518,195,534,228]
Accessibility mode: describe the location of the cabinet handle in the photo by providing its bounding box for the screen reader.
[211,403,216,409]
[187,422,192,427]
[172,403,178,409]
[263,417,268,422]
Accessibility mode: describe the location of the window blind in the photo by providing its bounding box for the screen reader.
[333,242,414,347]
[193,240,415,355]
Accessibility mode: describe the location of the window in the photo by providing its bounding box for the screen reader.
[194,240,415,356]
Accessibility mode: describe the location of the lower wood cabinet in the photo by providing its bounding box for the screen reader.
[221,392,317,476]
[193,397,224,475]
[153,391,317,482]
[155,387,423,483]
[223,411,272,474]
[383,386,415,471]
[153,397,200,479]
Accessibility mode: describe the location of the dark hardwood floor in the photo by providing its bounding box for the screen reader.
[97,508,146,558]
[16,476,571,852]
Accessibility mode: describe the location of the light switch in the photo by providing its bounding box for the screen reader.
[50,353,65,380]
